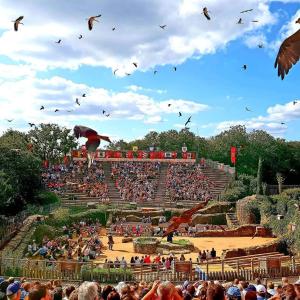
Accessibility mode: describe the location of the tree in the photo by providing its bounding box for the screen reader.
[28,124,77,163]
[0,129,29,151]
[256,156,263,195]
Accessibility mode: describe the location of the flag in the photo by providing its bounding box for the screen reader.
[105,150,113,158]
[182,152,187,159]
[114,151,122,158]
[172,152,177,159]
[149,151,156,159]
[63,156,68,165]
[43,160,49,168]
[231,146,237,164]
[137,151,148,159]
[126,151,134,159]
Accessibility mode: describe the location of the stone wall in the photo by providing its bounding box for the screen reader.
[195,225,273,238]
[198,202,234,214]
[191,213,227,226]
[133,238,159,254]
[223,240,279,259]
[236,195,258,225]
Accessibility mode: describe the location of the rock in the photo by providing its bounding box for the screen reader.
[87,202,97,209]
[122,237,133,243]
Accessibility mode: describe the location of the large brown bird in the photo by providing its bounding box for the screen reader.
[296,18,300,24]
[74,125,111,167]
[162,200,208,237]
[275,29,300,79]
[13,16,24,31]
[88,15,101,31]
[203,7,211,20]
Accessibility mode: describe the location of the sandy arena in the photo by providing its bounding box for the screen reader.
[97,235,276,262]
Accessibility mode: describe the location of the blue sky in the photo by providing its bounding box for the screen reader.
[0,0,300,144]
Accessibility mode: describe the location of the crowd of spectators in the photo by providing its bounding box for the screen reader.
[42,162,109,201]
[166,164,214,202]
[26,221,104,262]
[111,162,161,202]
[1,276,300,300]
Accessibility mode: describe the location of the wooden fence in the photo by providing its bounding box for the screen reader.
[1,255,299,283]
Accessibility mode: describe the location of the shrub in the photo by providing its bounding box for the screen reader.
[35,191,60,205]
[32,224,62,244]
[221,186,247,202]
[281,188,300,201]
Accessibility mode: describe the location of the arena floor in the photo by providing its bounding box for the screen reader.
[96,236,276,262]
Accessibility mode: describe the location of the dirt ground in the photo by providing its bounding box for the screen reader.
[96,235,276,263]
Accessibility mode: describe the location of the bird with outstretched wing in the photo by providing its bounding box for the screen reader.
[162,200,208,237]
[74,125,111,167]
[275,29,300,79]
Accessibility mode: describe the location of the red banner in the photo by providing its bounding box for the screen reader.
[63,156,68,165]
[43,160,49,168]
[231,146,237,164]
[126,151,134,159]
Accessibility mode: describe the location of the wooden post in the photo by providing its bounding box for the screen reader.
[91,261,94,281]
[237,259,240,276]
[251,258,254,275]
[221,260,225,279]
[206,261,209,279]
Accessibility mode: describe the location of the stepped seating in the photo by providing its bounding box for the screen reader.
[226,213,239,227]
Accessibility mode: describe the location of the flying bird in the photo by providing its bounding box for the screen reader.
[154,70,158,75]
[274,29,300,80]
[6,119,13,122]
[203,7,211,20]
[173,67,177,71]
[113,69,119,75]
[55,109,59,112]
[73,125,111,167]
[258,43,264,48]
[40,106,44,110]
[240,9,253,13]
[168,103,171,107]
[281,122,285,125]
[13,16,24,31]
[160,25,167,29]
[105,114,110,117]
[296,18,300,24]
[245,107,251,111]
[252,20,259,23]
[125,73,131,76]
[242,64,247,70]
[102,110,106,114]
[112,27,116,31]
[66,110,73,113]
[237,18,243,24]
[78,34,83,39]
[75,98,80,106]
[88,15,101,31]
[132,62,138,68]
[185,116,191,127]
[179,112,182,117]
[293,100,298,105]
[82,93,86,97]
[162,200,208,237]
[55,39,62,44]
[28,122,35,127]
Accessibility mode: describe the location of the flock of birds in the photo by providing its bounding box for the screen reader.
[7,8,300,130]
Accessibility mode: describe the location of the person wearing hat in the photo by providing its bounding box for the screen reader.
[256,285,267,300]
[6,281,21,300]
[227,286,241,300]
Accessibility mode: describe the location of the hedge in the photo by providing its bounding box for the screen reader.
[35,191,60,205]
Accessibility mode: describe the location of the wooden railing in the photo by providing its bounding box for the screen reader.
[0,255,299,283]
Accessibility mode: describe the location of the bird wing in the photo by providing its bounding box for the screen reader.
[275,29,300,79]
[73,125,98,139]
[16,16,24,22]
[88,18,93,30]
[162,220,181,237]
[14,22,19,31]
[204,11,211,20]
[180,200,208,220]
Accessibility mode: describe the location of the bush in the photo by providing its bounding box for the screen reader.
[221,186,247,202]
[35,191,60,205]
[32,224,62,244]
[281,188,300,200]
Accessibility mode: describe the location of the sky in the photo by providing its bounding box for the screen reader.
[0,0,300,145]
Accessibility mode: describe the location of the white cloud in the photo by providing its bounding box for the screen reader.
[126,85,167,94]
[213,100,300,136]
[0,0,281,73]
[0,66,207,132]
